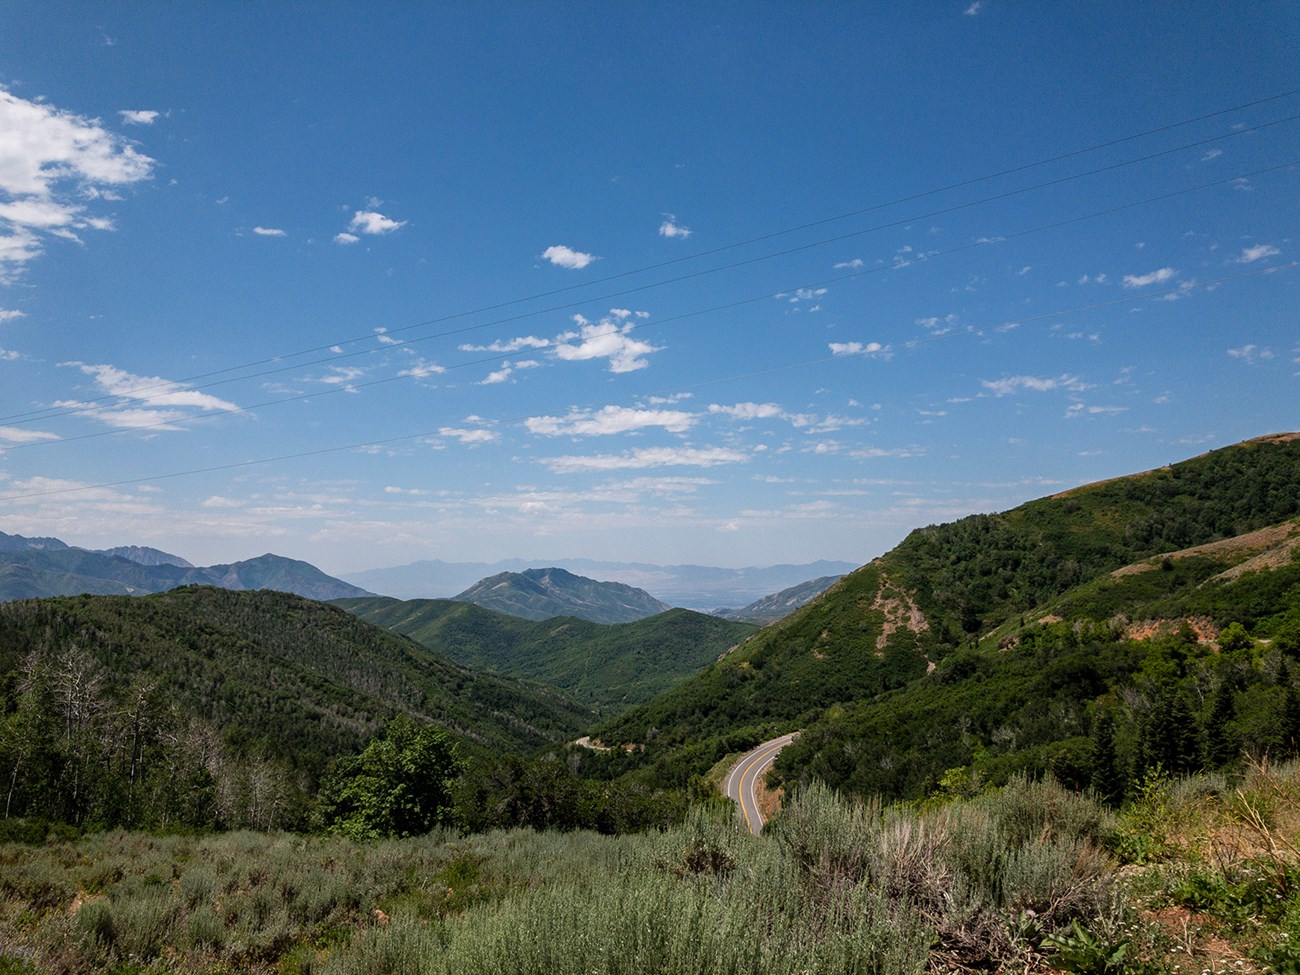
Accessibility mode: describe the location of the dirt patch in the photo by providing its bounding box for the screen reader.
[1112,520,1300,578]
[754,773,785,825]
[871,575,930,650]
[1144,905,1259,972]
[1124,616,1218,643]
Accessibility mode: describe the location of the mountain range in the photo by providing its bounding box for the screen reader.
[0,534,371,602]
[342,557,859,609]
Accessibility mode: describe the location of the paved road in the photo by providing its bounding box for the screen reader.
[723,732,799,835]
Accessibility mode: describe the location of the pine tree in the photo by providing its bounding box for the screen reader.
[1088,709,1122,805]
[1204,680,1238,769]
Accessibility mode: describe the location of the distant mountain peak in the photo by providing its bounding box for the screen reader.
[453,568,671,624]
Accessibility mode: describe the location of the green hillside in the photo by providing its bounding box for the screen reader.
[335,596,757,713]
[451,567,670,623]
[587,434,1300,794]
[0,587,591,828]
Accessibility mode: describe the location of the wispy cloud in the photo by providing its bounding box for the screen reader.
[542,446,748,473]
[333,232,359,245]
[1232,243,1279,264]
[526,405,696,436]
[1227,344,1273,365]
[459,336,550,353]
[62,362,240,421]
[0,425,59,445]
[828,341,885,356]
[981,374,1090,396]
[0,308,26,323]
[1122,266,1176,288]
[541,244,597,269]
[964,1,984,14]
[252,226,286,237]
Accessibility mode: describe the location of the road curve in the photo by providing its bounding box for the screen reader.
[723,732,799,835]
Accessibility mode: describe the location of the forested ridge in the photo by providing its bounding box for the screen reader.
[585,435,1300,798]
[0,586,591,831]
[335,596,756,713]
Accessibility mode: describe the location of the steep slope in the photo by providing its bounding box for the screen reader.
[716,574,846,623]
[453,567,670,623]
[0,587,590,767]
[588,434,1300,791]
[775,514,1300,802]
[335,596,756,712]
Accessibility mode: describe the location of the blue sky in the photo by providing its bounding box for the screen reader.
[0,2,1296,575]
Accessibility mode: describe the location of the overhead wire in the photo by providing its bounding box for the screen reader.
[6,157,1296,452]
[2,89,1296,427]
[3,259,1294,505]
[4,109,1298,431]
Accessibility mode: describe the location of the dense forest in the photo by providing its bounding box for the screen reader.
[0,587,594,832]
[334,596,756,713]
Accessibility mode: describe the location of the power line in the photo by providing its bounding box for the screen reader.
[3,260,1293,505]
[7,157,1296,451]
[3,91,1295,427]
[5,112,1297,430]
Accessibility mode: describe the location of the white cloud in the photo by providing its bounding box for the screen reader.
[981,374,1090,396]
[828,341,884,356]
[0,425,59,444]
[0,308,25,323]
[333,232,359,245]
[459,335,550,353]
[438,426,498,445]
[527,405,696,437]
[658,214,692,239]
[965,1,984,14]
[849,445,922,459]
[708,402,785,421]
[779,287,827,304]
[384,486,430,496]
[541,244,597,269]
[1122,266,1176,288]
[118,110,160,126]
[316,365,365,387]
[554,314,659,373]
[397,358,445,379]
[64,362,240,415]
[479,363,514,385]
[834,258,864,270]
[1227,344,1274,365]
[348,209,406,235]
[252,226,286,237]
[0,87,155,280]
[542,446,748,473]
[1232,243,1279,264]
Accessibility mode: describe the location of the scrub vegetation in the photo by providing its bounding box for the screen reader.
[2,767,1299,974]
